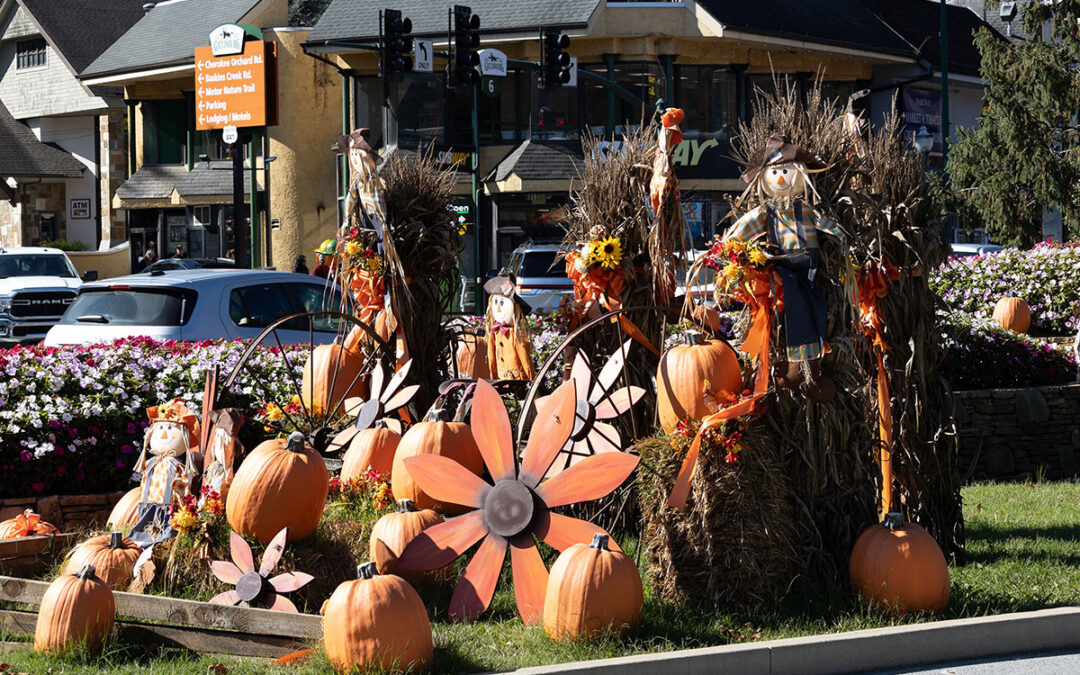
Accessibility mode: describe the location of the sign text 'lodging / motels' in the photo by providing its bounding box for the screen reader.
[195,41,272,130]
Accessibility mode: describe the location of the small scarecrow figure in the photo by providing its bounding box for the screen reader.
[483,273,536,381]
[129,399,200,547]
[724,133,842,401]
[199,409,244,505]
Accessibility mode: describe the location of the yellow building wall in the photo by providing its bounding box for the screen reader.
[264,28,342,271]
[69,244,131,280]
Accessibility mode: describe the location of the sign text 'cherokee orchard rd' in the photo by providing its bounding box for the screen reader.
[195,40,275,130]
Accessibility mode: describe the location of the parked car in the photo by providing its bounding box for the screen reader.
[501,243,573,312]
[675,248,717,306]
[950,243,1004,258]
[0,246,98,346]
[43,269,342,347]
[142,257,236,273]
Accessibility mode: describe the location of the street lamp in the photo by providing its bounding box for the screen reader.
[913,125,934,156]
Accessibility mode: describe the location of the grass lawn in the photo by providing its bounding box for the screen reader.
[3,481,1078,673]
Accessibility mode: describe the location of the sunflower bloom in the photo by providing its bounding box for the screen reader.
[594,236,623,270]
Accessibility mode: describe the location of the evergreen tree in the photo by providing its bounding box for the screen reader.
[949,3,1080,246]
[288,0,332,28]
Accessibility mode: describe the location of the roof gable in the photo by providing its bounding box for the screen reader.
[16,0,147,74]
[0,100,86,178]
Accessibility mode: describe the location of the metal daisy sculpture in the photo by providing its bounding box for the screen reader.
[531,340,645,478]
[395,378,639,624]
[328,359,419,452]
[209,528,313,612]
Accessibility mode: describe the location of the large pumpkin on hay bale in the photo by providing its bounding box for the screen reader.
[391,411,482,515]
[992,296,1031,334]
[849,512,950,614]
[322,562,433,673]
[543,533,643,641]
[369,499,446,583]
[341,423,400,480]
[226,432,328,544]
[0,509,59,538]
[300,344,367,416]
[656,331,743,433]
[61,533,141,591]
[34,564,114,655]
[106,488,141,530]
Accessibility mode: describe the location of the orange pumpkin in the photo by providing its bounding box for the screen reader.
[341,424,400,481]
[656,331,744,433]
[543,533,643,640]
[369,499,445,582]
[322,562,433,673]
[0,509,60,539]
[456,333,490,379]
[300,344,368,417]
[61,533,141,591]
[226,432,329,544]
[106,488,142,530]
[34,564,115,655]
[992,296,1031,334]
[850,513,950,614]
[391,412,482,515]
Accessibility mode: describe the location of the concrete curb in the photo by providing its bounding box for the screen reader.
[506,606,1080,674]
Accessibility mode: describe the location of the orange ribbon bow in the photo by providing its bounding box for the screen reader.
[565,254,660,357]
[858,260,899,518]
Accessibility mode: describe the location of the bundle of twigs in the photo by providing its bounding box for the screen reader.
[642,76,962,598]
[380,145,464,416]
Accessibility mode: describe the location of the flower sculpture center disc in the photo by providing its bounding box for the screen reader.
[355,399,383,431]
[235,571,265,602]
[570,400,596,441]
[483,480,535,538]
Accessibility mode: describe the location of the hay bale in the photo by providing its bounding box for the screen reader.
[637,430,801,606]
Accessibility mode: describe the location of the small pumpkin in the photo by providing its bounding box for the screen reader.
[369,499,445,582]
[322,562,433,673]
[456,333,490,379]
[61,533,141,591]
[226,432,329,544]
[106,488,142,530]
[391,410,483,515]
[543,533,643,641]
[850,512,950,614]
[300,344,368,417]
[341,422,400,481]
[656,331,744,433]
[0,509,60,539]
[992,296,1031,334]
[34,564,115,655]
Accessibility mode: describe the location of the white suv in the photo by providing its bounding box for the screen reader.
[0,246,96,346]
[44,269,342,346]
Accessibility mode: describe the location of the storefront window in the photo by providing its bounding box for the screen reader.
[397,72,447,150]
[581,61,660,136]
[516,70,579,141]
[142,100,186,165]
[355,77,384,147]
[675,66,737,141]
[745,74,800,121]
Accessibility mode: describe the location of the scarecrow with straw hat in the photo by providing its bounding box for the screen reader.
[723,132,843,401]
[483,272,536,381]
[129,399,200,547]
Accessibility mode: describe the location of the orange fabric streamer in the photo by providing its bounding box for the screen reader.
[565,255,660,357]
[667,267,777,509]
[858,261,899,519]
[341,270,386,355]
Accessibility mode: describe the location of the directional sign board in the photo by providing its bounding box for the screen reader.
[195,40,276,130]
[413,39,433,73]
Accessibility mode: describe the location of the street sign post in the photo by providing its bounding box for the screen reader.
[413,38,433,73]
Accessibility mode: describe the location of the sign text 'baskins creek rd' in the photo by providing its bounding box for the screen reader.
[195,41,273,130]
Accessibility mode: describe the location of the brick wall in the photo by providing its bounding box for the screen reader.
[954,384,1080,481]
[0,492,125,531]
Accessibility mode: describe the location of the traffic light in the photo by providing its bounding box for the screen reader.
[453,5,480,87]
[383,8,413,74]
[541,31,571,88]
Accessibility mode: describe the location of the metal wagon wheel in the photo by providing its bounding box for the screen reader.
[216,311,390,455]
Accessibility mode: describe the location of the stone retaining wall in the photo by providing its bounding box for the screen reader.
[0,491,125,531]
[954,384,1080,480]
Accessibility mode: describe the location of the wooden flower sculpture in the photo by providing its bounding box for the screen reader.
[532,340,644,478]
[396,379,639,624]
[209,528,313,612]
[337,359,418,443]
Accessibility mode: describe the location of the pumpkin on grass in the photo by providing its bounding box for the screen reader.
[391,410,482,515]
[61,532,141,591]
[322,562,433,673]
[341,422,400,480]
[543,533,643,640]
[0,509,59,538]
[656,331,743,433]
[850,512,950,614]
[106,488,141,530]
[34,564,115,655]
[992,296,1031,334]
[300,343,368,417]
[226,432,329,544]
[369,499,446,582]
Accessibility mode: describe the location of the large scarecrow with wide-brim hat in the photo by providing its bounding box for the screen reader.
[723,132,842,402]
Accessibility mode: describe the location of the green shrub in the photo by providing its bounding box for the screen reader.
[39,239,88,251]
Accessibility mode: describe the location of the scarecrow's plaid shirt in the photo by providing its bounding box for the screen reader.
[347,173,387,231]
[725,200,840,251]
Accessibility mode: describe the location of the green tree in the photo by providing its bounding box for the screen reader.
[288,0,332,27]
[949,3,1080,246]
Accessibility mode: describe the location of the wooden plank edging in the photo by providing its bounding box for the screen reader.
[0,575,321,640]
[0,534,76,559]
